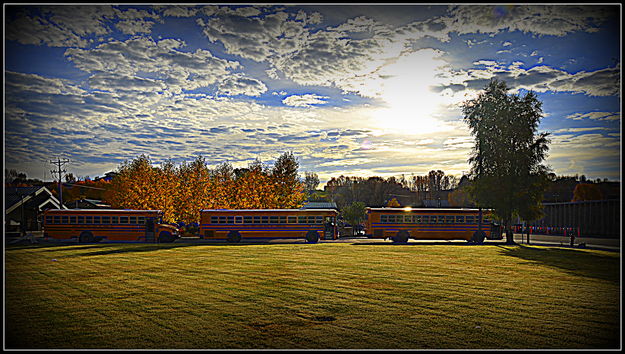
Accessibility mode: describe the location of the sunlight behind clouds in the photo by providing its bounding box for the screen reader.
[369,48,454,136]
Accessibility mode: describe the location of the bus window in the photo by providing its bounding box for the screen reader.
[446,216,454,224]
[94,216,101,224]
[130,216,137,224]
[227,216,234,224]
[270,216,279,224]
[137,216,144,225]
[253,216,261,224]
[381,215,388,223]
[307,216,316,224]
[120,216,129,224]
[70,216,77,224]
[46,216,53,224]
[466,216,475,224]
[77,216,85,224]
[261,216,269,224]
[102,216,111,224]
[287,216,297,224]
[244,216,253,224]
[61,216,69,224]
[110,216,118,224]
[235,216,243,224]
[315,216,323,224]
[279,216,287,224]
[298,216,306,224]
[455,216,464,223]
[414,215,422,223]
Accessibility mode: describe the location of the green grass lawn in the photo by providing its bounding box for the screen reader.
[5,242,620,349]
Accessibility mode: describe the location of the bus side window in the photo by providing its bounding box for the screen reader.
[262,216,269,224]
[279,216,287,224]
[381,215,388,223]
[446,216,454,224]
[456,216,464,223]
[244,216,253,224]
[235,216,243,224]
[253,216,261,224]
[111,216,119,224]
[287,216,296,224]
[129,216,137,224]
[61,216,69,224]
[102,216,110,224]
[46,216,53,224]
[414,215,422,223]
[227,216,234,224]
[70,216,77,224]
[120,216,129,224]
[315,216,323,224]
[298,216,306,224]
[137,216,144,225]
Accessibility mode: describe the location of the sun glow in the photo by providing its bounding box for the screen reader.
[370,49,451,135]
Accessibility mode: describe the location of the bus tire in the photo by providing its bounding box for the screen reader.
[227,230,241,243]
[306,230,320,243]
[393,230,409,243]
[158,231,174,243]
[473,231,485,244]
[79,231,94,243]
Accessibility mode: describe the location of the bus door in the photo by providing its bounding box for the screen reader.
[324,216,335,240]
[145,217,156,242]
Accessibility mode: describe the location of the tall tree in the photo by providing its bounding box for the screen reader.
[462,79,551,244]
[303,171,320,192]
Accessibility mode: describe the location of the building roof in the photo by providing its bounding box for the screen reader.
[300,201,338,209]
[5,186,65,214]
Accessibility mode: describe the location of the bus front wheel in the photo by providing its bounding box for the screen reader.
[472,231,486,244]
[158,231,175,243]
[306,230,320,243]
[79,231,94,243]
[392,230,409,243]
[227,230,241,243]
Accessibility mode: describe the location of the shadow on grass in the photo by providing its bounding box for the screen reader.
[350,240,510,246]
[496,244,620,282]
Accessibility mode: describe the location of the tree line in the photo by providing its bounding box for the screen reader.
[105,152,305,224]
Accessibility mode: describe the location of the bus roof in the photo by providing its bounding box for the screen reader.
[43,209,163,213]
[200,209,338,212]
[366,207,491,212]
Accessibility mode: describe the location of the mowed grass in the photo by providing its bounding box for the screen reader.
[5,242,620,349]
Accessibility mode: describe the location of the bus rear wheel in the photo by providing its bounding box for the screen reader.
[227,230,241,243]
[393,230,409,243]
[306,230,320,243]
[79,231,94,243]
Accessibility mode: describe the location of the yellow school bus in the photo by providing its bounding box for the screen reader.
[43,209,180,243]
[365,207,502,243]
[199,209,339,243]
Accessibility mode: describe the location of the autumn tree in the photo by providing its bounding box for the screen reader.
[271,151,306,208]
[342,201,366,235]
[572,183,603,201]
[303,171,320,192]
[462,79,551,244]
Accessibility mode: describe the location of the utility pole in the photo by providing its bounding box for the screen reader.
[50,158,70,207]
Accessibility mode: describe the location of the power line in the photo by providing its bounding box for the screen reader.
[50,158,70,206]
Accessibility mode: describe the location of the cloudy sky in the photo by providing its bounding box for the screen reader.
[4,4,621,184]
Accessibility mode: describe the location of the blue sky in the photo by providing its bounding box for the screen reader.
[4,4,621,184]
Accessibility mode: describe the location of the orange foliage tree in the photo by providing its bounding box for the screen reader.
[107,152,306,224]
[572,183,603,201]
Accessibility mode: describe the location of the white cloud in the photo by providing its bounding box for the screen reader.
[282,94,329,107]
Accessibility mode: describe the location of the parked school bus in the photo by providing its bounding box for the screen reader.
[43,209,180,243]
[365,207,502,243]
[200,209,339,243]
